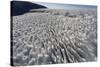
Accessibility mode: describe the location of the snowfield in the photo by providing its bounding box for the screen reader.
[11,8,97,66]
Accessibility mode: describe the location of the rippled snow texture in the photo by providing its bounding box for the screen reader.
[11,9,97,66]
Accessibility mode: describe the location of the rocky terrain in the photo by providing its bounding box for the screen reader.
[11,8,97,66]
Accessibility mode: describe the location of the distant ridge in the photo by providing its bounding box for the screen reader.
[34,2,97,10]
[11,1,47,16]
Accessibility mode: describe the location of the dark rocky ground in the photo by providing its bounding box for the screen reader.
[11,8,97,66]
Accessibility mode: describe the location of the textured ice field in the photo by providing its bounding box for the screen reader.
[11,9,97,66]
